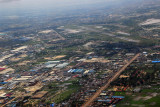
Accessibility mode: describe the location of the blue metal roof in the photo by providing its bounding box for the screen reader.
[78,69,84,72]
[105,96,110,98]
[0,82,8,84]
[152,61,160,63]
[71,69,84,73]
[112,96,125,99]
[30,70,36,72]
[50,103,55,107]
[89,70,95,73]
[73,69,78,72]
[77,69,81,72]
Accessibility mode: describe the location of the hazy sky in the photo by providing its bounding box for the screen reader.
[0,0,147,15]
[0,0,142,19]
[0,0,121,16]
[0,0,121,9]
[0,0,109,7]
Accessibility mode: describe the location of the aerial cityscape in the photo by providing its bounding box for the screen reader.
[0,0,160,107]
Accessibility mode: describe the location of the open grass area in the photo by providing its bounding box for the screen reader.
[144,69,154,73]
[45,78,81,104]
[141,88,160,93]
[53,89,74,103]
[144,95,160,107]
[114,92,126,96]
[52,87,80,104]
[117,89,160,107]
[117,95,159,107]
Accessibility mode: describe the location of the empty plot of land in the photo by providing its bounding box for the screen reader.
[117,31,130,36]
[52,55,66,60]
[38,30,53,34]
[95,26,103,29]
[57,26,64,29]
[84,58,110,63]
[0,68,15,74]
[0,54,14,63]
[10,57,21,62]
[83,42,95,48]
[25,85,43,93]
[44,55,66,60]
[17,61,31,66]
[134,93,158,101]
[61,28,83,34]
[117,37,140,43]
[140,19,160,25]
[11,46,28,52]
[31,91,48,99]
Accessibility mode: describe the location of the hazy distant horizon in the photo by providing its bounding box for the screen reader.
[0,0,130,12]
[0,0,150,25]
[0,0,123,18]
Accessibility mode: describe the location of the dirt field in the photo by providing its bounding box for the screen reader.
[44,55,66,60]
[140,19,160,25]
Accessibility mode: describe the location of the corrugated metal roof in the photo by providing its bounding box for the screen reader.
[56,63,68,68]
[46,64,56,68]
[112,96,125,99]
[152,61,160,63]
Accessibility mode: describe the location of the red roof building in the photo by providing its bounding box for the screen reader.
[0,68,5,71]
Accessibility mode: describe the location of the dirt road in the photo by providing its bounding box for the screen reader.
[82,53,140,107]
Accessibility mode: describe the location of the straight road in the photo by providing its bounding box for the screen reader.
[53,30,65,40]
[82,53,140,107]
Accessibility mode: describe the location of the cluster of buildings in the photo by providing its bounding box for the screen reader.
[52,52,145,106]
[0,34,159,107]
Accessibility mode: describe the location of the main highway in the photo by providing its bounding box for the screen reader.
[82,53,140,107]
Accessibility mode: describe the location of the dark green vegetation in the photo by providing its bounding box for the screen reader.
[42,79,81,104]
[112,62,160,107]
[0,0,160,106]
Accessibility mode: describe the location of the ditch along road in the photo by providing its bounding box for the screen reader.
[82,53,140,107]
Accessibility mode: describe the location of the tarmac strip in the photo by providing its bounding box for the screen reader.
[82,53,140,107]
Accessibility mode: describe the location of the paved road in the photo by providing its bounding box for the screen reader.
[53,30,65,40]
[82,53,140,107]
[1,96,22,107]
